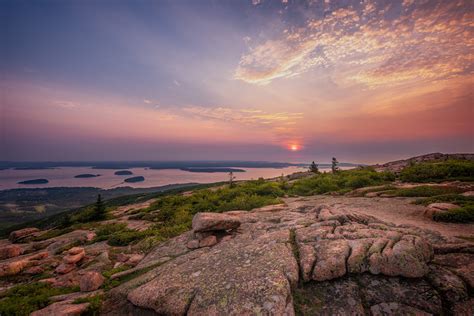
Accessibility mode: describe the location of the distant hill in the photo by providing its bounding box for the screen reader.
[373,153,474,173]
[0,183,198,230]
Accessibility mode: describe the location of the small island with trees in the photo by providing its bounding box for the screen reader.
[74,174,101,178]
[124,176,145,183]
[114,170,133,175]
[17,179,49,185]
[180,168,245,173]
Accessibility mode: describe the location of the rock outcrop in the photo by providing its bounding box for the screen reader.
[186,212,241,250]
[0,251,48,277]
[79,271,105,292]
[372,152,474,173]
[424,202,460,219]
[103,198,473,315]
[191,212,241,232]
[30,299,90,316]
[8,227,40,243]
[0,244,24,260]
[1,195,472,315]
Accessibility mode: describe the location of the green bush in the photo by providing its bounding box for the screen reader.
[433,205,474,223]
[400,160,474,183]
[109,180,285,246]
[289,167,394,196]
[94,223,128,241]
[107,230,147,246]
[387,186,463,197]
[413,194,474,206]
[0,283,77,316]
[148,180,284,220]
[413,193,474,223]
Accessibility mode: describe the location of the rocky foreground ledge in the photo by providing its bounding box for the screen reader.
[101,198,473,315]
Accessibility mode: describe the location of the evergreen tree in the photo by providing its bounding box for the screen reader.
[229,171,236,188]
[331,157,339,173]
[93,194,106,221]
[309,161,320,174]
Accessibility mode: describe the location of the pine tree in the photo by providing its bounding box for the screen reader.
[331,157,339,173]
[229,171,236,188]
[309,161,319,174]
[93,194,106,221]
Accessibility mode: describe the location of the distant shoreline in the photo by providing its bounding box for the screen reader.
[0,160,362,170]
[180,167,245,173]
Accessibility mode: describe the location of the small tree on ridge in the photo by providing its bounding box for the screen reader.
[331,157,339,173]
[229,171,236,188]
[92,194,106,221]
[309,161,320,174]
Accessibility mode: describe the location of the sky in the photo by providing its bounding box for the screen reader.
[1,0,473,164]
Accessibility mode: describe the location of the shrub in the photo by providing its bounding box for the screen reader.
[400,159,474,183]
[289,167,394,196]
[387,186,463,197]
[433,205,474,223]
[107,230,147,246]
[94,223,128,241]
[68,205,111,224]
[0,283,77,316]
[413,194,474,206]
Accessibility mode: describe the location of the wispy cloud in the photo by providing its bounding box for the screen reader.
[235,0,473,87]
[180,106,304,143]
[53,101,77,108]
[182,106,303,126]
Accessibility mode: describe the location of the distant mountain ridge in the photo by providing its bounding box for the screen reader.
[373,153,474,173]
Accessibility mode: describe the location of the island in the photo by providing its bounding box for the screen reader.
[14,167,56,170]
[180,168,246,173]
[18,179,49,185]
[124,176,145,183]
[74,174,101,178]
[115,170,133,175]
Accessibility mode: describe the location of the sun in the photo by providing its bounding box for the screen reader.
[290,144,299,151]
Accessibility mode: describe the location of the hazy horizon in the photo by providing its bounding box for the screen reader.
[2,0,473,164]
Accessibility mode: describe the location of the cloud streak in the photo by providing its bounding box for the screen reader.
[235,0,473,87]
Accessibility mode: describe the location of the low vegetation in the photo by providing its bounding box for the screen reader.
[72,294,103,315]
[414,194,474,223]
[400,159,474,183]
[1,158,473,315]
[413,194,473,206]
[432,205,474,223]
[385,185,464,197]
[92,179,285,246]
[0,283,78,316]
[31,161,474,246]
[289,167,395,196]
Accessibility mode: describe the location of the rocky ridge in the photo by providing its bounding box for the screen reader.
[0,194,472,315]
[102,198,473,315]
[372,152,474,173]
